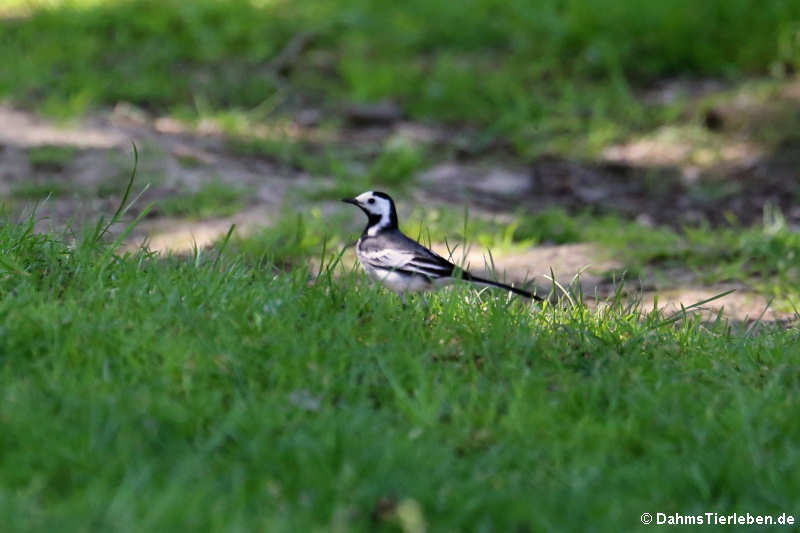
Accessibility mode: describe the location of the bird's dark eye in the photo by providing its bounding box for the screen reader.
[368,198,375,204]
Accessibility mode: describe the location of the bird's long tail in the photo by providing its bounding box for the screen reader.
[460,271,543,301]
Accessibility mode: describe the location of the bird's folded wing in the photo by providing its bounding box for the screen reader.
[362,248,454,278]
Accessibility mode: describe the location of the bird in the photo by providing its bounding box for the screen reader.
[342,191,542,303]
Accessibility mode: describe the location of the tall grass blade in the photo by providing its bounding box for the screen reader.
[655,288,736,329]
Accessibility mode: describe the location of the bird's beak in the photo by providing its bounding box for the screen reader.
[341,198,359,206]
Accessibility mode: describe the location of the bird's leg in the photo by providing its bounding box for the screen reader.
[398,292,407,308]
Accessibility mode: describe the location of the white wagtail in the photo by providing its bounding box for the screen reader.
[342,191,542,302]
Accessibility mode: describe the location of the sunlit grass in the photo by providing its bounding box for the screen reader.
[0,204,798,532]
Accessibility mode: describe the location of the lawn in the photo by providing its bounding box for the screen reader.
[2,0,800,155]
[1,202,799,532]
[2,0,800,530]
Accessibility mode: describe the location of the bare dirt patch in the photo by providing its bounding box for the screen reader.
[0,103,305,232]
[419,79,800,228]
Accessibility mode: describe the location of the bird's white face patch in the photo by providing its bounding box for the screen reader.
[355,191,391,217]
[355,191,394,234]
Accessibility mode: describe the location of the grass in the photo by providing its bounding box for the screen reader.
[365,135,427,187]
[157,180,248,219]
[560,205,800,299]
[175,153,205,169]
[227,117,427,192]
[439,205,800,298]
[230,207,348,269]
[0,204,799,532]
[10,181,76,200]
[2,0,800,155]
[27,145,79,171]
[3,1,800,515]
[96,174,138,198]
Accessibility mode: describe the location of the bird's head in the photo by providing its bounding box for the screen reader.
[342,191,398,232]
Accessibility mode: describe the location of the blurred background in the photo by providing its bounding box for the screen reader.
[1,0,799,316]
